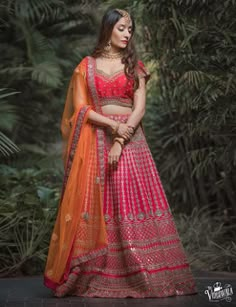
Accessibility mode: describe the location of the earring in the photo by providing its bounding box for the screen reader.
[104,40,111,51]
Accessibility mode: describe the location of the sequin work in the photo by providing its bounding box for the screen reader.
[54,115,198,297]
[94,59,149,108]
[52,57,198,298]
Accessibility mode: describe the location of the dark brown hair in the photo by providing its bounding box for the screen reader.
[91,8,140,90]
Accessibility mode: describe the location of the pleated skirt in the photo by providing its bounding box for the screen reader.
[54,113,198,298]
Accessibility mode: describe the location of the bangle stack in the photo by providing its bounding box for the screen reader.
[113,137,125,149]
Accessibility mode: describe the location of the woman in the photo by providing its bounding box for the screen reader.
[44,8,198,298]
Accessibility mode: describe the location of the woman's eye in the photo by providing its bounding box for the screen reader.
[118,28,132,34]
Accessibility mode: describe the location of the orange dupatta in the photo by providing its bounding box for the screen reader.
[44,57,108,290]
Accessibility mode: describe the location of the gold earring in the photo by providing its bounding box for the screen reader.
[104,40,111,51]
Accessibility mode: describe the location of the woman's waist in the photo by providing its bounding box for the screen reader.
[101,104,132,116]
[101,112,131,122]
[98,97,133,108]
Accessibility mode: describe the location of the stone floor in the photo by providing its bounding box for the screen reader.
[0,270,235,307]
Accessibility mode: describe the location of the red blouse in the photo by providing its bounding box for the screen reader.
[94,60,150,108]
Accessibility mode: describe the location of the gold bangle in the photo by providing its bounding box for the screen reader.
[113,137,124,144]
[113,137,124,149]
[115,140,124,149]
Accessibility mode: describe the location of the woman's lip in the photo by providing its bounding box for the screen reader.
[121,41,128,43]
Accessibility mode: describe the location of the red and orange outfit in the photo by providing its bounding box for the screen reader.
[44,56,198,298]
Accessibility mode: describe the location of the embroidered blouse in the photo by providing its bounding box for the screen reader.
[94,59,151,108]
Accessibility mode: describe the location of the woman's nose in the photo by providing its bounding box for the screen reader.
[124,30,130,39]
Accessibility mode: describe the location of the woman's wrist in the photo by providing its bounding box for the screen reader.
[113,137,125,149]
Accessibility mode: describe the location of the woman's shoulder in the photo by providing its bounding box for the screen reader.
[73,56,91,74]
[73,55,97,73]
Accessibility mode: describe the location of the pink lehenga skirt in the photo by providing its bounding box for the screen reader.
[54,113,198,298]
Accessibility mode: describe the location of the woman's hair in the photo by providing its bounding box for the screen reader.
[91,8,140,90]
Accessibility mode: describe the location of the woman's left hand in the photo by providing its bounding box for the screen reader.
[108,142,122,166]
[117,123,133,140]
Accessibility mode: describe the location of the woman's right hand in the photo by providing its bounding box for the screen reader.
[117,123,133,140]
[108,141,122,166]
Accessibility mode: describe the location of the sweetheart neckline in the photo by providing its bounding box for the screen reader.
[94,57,125,78]
[95,67,124,78]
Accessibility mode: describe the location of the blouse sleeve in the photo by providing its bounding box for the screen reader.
[136,60,151,84]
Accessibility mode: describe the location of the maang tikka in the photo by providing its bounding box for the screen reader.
[115,8,131,24]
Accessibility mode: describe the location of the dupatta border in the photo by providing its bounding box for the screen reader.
[60,105,90,203]
[87,56,106,200]
[44,57,109,292]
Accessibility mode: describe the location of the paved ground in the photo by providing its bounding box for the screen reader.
[0,270,235,307]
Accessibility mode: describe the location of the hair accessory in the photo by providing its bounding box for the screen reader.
[115,9,131,24]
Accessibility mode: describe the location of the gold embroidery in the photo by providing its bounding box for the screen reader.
[47,270,53,276]
[52,233,58,241]
[65,214,72,222]
[104,213,110,222]
[99,97,133,108]
[96,67,124,78]
[54,218,198,297]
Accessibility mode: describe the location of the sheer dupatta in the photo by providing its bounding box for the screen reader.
[44,57,108,290]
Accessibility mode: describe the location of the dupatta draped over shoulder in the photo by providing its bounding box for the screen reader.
[44,57,108,290]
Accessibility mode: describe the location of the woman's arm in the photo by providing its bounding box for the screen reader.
[108,78,147,164]
[126,77,146,128]
[72,66,119,131]
[87,110,118,131]
[115,76,146,139]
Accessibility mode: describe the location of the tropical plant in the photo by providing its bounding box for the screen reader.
[173,205,236,272]
[0,210,56,276]
[131,0,236,218]
[0,89,20,157]
[0,0,101,149]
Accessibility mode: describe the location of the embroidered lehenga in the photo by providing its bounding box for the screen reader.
[44,56,198,298]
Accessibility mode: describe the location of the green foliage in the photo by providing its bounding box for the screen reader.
[0,0,100,150]
[0,210,56,276]
[0,0,102,275]
[0,150,63,276]
[173,205,236,271]
[0,89,20,157]
[133,0,236,214]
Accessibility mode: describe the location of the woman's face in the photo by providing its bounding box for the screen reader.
[110,17,133,50]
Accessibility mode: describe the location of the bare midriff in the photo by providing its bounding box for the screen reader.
[101,105,132,115]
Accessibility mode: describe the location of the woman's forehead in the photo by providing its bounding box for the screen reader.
[116,17,132,28]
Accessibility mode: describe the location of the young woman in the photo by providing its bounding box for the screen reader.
[44,8,198,298]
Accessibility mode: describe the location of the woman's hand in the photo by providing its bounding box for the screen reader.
[108,141,122,166]
[117,123,133,140]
